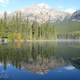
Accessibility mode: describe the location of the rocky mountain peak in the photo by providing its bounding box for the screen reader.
[19,3,70,23]
[71,10,80,21]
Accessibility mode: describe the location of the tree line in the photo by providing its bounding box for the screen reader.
[0,11,56,41]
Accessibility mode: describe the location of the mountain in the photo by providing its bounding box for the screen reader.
[55,10,80,33]
[71,10,80,21]
[0,3,71,23]
[14,3,70,23]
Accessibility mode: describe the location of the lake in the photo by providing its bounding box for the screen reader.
[0,41,80,80]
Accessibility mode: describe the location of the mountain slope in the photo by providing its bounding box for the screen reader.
[0,3,71,23]
[71,10,80,21]
[18,3,70,23]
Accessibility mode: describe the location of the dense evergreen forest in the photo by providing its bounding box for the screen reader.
[0,12,55,41]
[1,12,80,41]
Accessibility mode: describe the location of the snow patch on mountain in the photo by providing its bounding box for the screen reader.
[19,3,70,23]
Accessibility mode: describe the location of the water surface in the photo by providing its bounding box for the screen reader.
[0,41,80,80]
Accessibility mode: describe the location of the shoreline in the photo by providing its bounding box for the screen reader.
[22,39,80,42]
[1,39,80,44]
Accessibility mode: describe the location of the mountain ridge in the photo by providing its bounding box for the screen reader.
[0,3,71,23]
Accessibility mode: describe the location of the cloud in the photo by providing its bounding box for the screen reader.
[0,0,9,3]
[64,65,75,70]
[64,8,76,14]
[57,6,76,14]
[0,0,9,7]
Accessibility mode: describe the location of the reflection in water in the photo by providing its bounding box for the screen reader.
[0,41,80,75]
[0,42,66,74]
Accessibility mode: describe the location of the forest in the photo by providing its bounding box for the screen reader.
[0,12,55,41]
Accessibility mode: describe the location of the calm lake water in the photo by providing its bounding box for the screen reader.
[0,41,80,80]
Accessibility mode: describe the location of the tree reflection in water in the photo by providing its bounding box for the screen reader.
[0,41,80,74]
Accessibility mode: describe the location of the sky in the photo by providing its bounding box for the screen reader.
[0,0,80,13]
